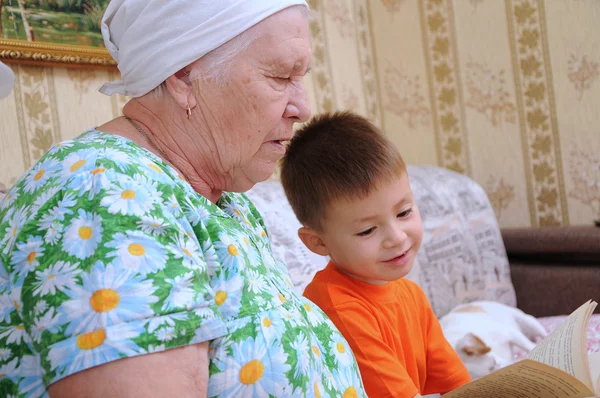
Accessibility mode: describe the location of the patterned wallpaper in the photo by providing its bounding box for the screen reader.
[0,0,599,228]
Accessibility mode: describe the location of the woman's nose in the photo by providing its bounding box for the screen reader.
[284,82,311,123]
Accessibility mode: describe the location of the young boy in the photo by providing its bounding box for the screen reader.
[280,111,471,398]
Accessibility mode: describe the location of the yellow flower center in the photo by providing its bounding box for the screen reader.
[278,293,286,303]
[344,387,359,398]
[78,226,93,240]
[314,383,322,398]
[263,317,272,327]
[46,274,56,281]
[234,209,241,216]
[215,290,227,306]
[70,159,86,172]
[227,244,239,256]
[261,230,266,237]
[121,190,136,200]
[91,167,105,175]
[128,243,145,256]
[239,360,264,385]
[304,303,312,312]
[148,164,162,173]
[12,226,17,237]
[76,329,106,350]
[337,342,346,354]
[90,289,120,312]
[33,169,45,181]
[27,251,36,264]
[312,345,321,357]
[16,325,24,331]
[183,248,192,257]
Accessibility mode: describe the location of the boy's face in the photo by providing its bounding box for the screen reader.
[304,172,423,285]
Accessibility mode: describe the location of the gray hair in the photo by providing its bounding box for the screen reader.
[152,4,309,98]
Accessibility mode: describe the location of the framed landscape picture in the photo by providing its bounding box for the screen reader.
[0,0,116,69]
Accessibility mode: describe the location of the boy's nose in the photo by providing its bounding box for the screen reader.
[383,225,407,249]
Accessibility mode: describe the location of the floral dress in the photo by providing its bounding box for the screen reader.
[0,130,366,397]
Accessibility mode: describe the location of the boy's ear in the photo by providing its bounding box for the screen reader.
[298,227,330,256]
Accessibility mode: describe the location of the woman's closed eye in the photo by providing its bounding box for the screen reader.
[397,207,413,218]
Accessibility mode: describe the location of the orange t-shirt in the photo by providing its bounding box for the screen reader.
[304,262,471,398]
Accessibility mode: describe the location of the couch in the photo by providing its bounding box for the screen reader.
[246,165,600,356]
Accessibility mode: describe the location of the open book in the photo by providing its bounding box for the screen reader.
[445,300,599,398]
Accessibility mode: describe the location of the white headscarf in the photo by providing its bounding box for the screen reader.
[99,0,308,98]
[0,61,15,99]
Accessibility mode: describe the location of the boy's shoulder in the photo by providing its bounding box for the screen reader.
[303,263,372,310]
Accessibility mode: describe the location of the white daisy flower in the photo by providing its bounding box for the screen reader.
[23,158,60,193]
[183,198,211,226]
[0,323,28,345]
[15,354,45,397]
[0,347,12,362]
[311,371,331,398]
[291,332,311,379]
[100,147,131,170]
[0,358,18,380]
[0,293,14,323]
[106,231,167,276]
[67,164,117,200]
[256,312,285,343]
[10,235,44,280]
[59,261,158,335]
[302,301,323,327]
[61,148,98,179]
[201,240,220,277]
[170,233,204,270]
[330,335,353,367]
[214,233,242,272]
[47,323,144,377]
[47,139,74,155]
[100,176,156,217]
[34,300,48,315]
[146,313,188,333]
[247,269,268,294]
[1,206,30,255]
[31,307,61,343]
[211,273,243,320]
[43,222,62,245]
[31,186,60,214]
[33,261,80,296]
[163,272,196,311]
[137,216,167,236]
[0,188,19,210]
[0,258,10,292]
[166,195,182,217]
[62,209,103,259]
[209,335,291,397]
[156,326,178,342]
[331,362,363,398]
[193,305,214,320]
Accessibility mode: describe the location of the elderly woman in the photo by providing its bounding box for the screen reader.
[0,1,367,397]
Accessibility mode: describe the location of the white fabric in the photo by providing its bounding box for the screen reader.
[99,0,307,97]
[0,61,15,99]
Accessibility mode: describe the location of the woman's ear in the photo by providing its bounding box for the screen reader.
[164,69,198,112]
[298,227,330,257]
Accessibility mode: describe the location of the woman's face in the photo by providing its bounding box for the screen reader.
[194,7,312,192]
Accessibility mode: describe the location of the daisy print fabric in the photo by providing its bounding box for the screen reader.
[0,130,366,397]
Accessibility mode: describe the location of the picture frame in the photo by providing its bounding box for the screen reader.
[0,0,116,70]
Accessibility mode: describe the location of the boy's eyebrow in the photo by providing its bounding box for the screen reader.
[353,192,414,224]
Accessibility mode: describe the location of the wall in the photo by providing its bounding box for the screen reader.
[1,0,599,228]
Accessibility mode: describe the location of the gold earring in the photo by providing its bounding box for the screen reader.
[186,103,192,120]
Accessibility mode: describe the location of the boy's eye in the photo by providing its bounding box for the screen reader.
[356,227,375,237]
[397,208,413,218]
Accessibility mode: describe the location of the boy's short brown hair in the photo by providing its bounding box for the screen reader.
[281,111,406,231]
